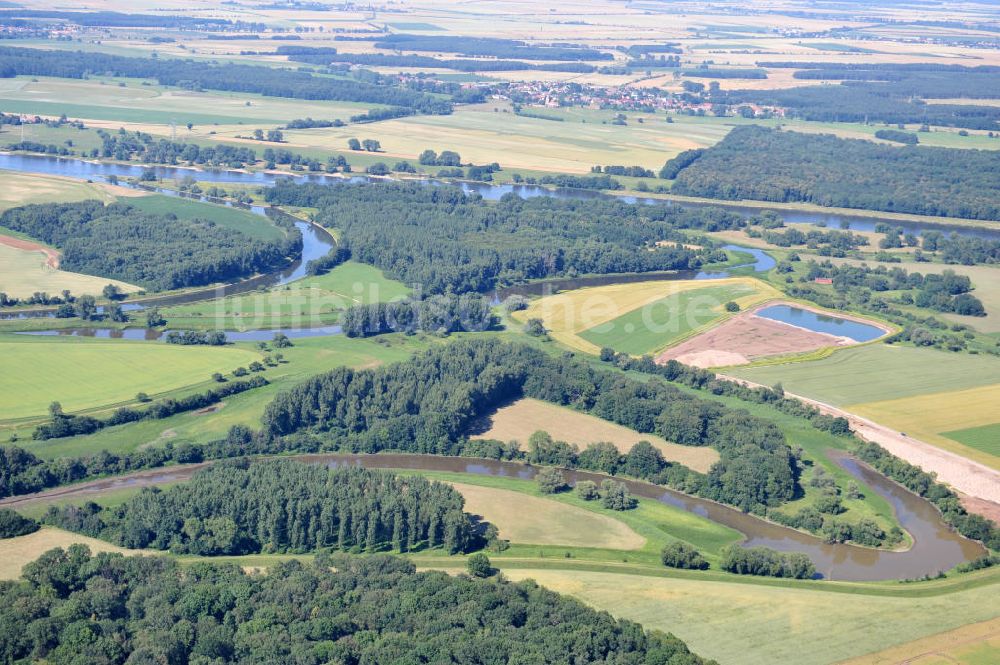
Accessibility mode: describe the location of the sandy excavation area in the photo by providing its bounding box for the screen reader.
[656,307,856,368]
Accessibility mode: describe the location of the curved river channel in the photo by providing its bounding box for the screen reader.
[1,453,984,582]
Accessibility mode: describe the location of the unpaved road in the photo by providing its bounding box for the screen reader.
[723,375,1000,517]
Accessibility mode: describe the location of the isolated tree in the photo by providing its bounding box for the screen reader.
[438,150,461,166]
[136,392,150,403]
[74,295,97,321]
[347,138,361,150]
[233,367,248,377]
[253,129,264,141]
[146,307,166,328]
[48,401,63,419]
[418,149,438,165]
[523,318,547,337]
[106,303,128,323]
[267,129,283,142]
[536,468,567,495]
[724,301,740,312]
[362,139,381,152]
[212,372,225,383]
[102,284,122,300]
[466,552,493,578]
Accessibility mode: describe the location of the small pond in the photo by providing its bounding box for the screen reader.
[756,304,887,342]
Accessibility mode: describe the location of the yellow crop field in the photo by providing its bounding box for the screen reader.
[450,482,646,550]
[473,398,719,473]
[852,384,1000,469]
[839,617,1000,665]
[515,277,780,355]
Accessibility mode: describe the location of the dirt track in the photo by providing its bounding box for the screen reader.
[0,234,60,269]
[724,375,1000,518]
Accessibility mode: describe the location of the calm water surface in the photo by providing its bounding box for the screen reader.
[756,304,888,342]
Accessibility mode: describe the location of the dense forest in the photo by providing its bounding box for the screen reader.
[0,201,300,291]
[669,126,1000,220]
[288,51,598,73]
[264,181,739,293]
[719,63,1000,129]
[372,34,613,61]
[263,338,799,513]
[0,549,712,664]
[341,294,497,336]
[0,46,452,114]
[45,460,476,555]
[0,9,245,29]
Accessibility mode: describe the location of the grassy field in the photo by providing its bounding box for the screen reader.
[0,76,379,129]
[516,277,780,355]
[729,345,1000,406]
[276,101,735,174]
[450,482,646,549]
[577,281,761,355]
[0,336,260,422]
[126,194,285,241]
[500,568,1000,665]
[159,261,410,330]
[472,397,719,473]
[14,334,425,458]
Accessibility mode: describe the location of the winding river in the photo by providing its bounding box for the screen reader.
[2,152,998,240]
[0,452,984,582]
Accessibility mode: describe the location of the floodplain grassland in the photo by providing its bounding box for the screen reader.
[499,568,1000,665]
[471,397,720,473]
[159,261,410,330]
[449,482,647,550]
[0,336,261,422]
[13,334,428,459]
[516,277,781,355]
[125,194,286,241]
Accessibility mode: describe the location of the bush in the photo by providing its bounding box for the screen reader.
[0,508,38,538]
[660,541,708,570]
[575,480,600,500]
[466,552,493,577]
[536,468,567,494]
[724,301,740,312]
[601,480,637,511]
[719,545,815,579]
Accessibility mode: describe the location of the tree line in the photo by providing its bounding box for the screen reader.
[0,200,301,291]
[341,295,497,337]
[264,181,740,294]
[288,51,599,73]
[668,126,1000,220]
[45,460,475,555]
[718,63,1000,130]
[373,34,613,61]
[0,548,712,664]
[33,376,268,441]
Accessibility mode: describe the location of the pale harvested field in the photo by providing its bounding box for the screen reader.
[472,398,719,472]
[0,526,140,580]
[515,277,779,355]
[0,169,112,212]
[656,304,877,368]
[450,482,646,550]
[838,617,1000,665]
[503,569,1000,665]
[0,241,140,299]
